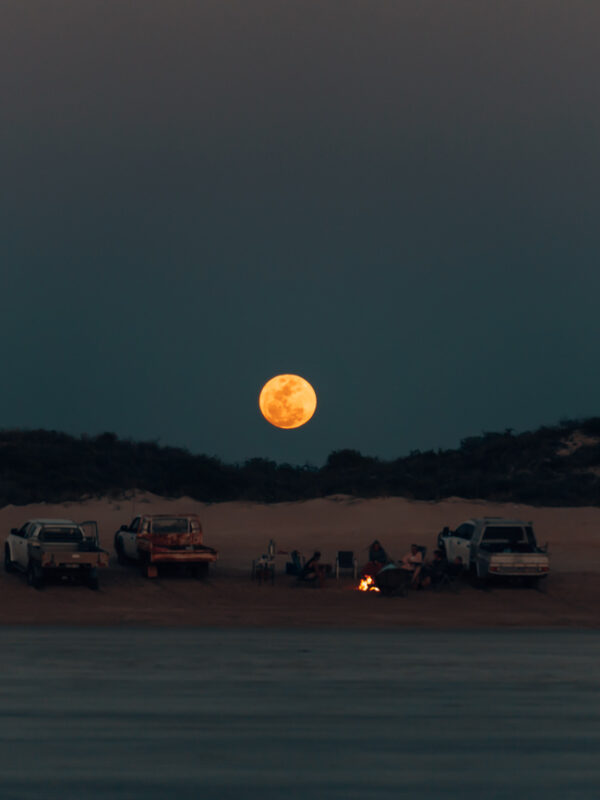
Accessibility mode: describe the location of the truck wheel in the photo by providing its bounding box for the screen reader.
[4,546,14,573]
[27,562,43,589]
[194,563,210,580]
[472,563,487,590]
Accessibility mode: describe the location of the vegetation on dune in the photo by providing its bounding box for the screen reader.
[1,419,600,507]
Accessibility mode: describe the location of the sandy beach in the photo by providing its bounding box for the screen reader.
[1,493,599,628]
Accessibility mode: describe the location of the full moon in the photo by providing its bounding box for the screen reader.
[259,374,317,429]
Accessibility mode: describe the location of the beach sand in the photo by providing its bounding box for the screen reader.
[1,493,599,628]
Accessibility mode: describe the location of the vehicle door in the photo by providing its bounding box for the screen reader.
[525,525,542,551]
[79,520,99,549]
[12,523,34,569]
[445,523,474,567]
[122,517,141,559]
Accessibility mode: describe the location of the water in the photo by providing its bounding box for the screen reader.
[0,627,599,799]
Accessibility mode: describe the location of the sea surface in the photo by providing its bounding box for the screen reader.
[0,627,599,799]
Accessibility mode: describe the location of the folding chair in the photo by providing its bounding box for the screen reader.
[252,556,275,584]
[335,551,358,581]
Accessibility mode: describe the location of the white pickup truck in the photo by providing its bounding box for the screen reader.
[438,518,549,586]
[4,518,108,589]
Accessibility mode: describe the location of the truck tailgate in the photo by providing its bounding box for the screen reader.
[486,553,549,575]
[40,548,109,568]
[146,543,218,564]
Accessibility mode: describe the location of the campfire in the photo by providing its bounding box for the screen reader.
[357,574,380,592]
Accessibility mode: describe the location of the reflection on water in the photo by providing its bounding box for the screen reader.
[0,628,599,799]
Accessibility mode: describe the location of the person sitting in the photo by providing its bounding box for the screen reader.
[419,549,449,589]
[400,544,424,586]
[361,539,389,577]
[400,544,423,571]
[299,551,325,587]
[285,550,304,576]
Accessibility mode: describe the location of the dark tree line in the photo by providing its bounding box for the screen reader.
[1,419,600,507]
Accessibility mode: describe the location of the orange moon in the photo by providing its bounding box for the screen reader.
[259,374,317,429]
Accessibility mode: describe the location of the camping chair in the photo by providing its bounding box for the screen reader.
[252,555,275,584]
[335,551,358,581]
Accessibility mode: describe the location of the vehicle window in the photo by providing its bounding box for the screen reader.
[39,527,83,544]
[455,523,475,540]
[151,518,189,534]
[482,526,527,545]
[130,517,141,533]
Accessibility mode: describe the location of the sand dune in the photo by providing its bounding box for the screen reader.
[1,494,599,628]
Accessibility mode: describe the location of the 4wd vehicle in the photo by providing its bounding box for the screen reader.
[113,514,218,578]
[438,518,549,586]
[5,519,108,589]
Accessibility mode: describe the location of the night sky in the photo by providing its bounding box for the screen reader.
[2,1,599,465]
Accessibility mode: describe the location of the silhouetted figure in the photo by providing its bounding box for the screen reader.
[420,549,449,589]
[300,551,324,587]
[361,540,389,577]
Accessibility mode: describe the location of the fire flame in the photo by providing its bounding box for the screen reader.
[357,574,380,592]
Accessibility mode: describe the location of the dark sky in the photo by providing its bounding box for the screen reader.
[2,1,599,465]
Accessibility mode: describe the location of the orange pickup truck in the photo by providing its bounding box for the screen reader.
[114,514,218,578]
